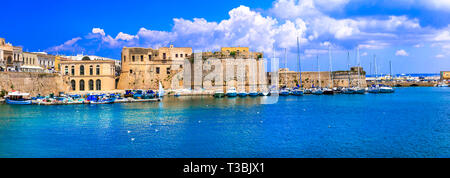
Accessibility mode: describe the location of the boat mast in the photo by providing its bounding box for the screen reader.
[285,48,287,88]
[347,51,351,88]
[389,60,392,81]
[297,36,302,89]
[357,47,361,88]
[317,55,321,88]
[328,44,333,88]
[374,55,378,86]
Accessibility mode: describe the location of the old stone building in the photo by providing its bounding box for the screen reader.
[117,45,192,90]
[117,45,267,92]
[60,58,116,92]
[0,38,22,71]
[193,50,266,92]
[272,67,367,88]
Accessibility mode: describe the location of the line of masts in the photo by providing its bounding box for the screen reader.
[272,41,395,89]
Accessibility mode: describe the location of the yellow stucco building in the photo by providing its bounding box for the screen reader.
[60,59,117,92]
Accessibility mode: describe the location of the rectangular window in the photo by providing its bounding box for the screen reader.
[175,54,178,58]
[156,67,160,74]
[141,55,143,61]
[132,56,135,62]
[180,54,183,57]
[163,53,166,60]
[149,55,152,61]
[124,55,126,62]
[167,67,170,75]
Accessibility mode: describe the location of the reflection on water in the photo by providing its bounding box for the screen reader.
[0,87,449,158]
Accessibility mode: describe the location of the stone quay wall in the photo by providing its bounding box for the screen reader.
[0,72,69,96]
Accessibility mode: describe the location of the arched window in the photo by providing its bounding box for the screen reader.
[71,66,75,75]
[79,80,85,91]
[96,79,101,90]
[88,80,94,90]
[123,55,126,62]
[89,65,93,75]
[80,65,84,75]
[65,66,68,75]
[71,80,76,91]
[96,65,100,75]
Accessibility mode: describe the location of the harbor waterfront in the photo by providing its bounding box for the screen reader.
[0,87,448,158]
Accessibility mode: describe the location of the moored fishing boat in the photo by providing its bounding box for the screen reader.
[5,91,32,105]
[323,88,334,95]
[379,85,394,93]
[291,87,304,96]
[304,88,313,94]
[226,87,237,97]
[133,90,144,99]
[352,87,366,94]
[124,90,134,98]
[213,90,225,98]
[248,90,259,97]
[341,87,354,94]
[368,85,380,93]
[312,88,323,95]
[237,90,248,97]
[279,88,290,96]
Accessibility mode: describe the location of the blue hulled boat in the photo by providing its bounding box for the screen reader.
[226,87,237,97]
[5,91,32,105]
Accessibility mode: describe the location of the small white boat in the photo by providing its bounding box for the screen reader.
[312,88,323,95]
[379,85,395,93]
[226,87,237,97]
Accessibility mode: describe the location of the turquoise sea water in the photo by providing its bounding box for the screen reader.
[0,87,449,158]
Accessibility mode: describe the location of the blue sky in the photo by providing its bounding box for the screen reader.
[1,0,449,74]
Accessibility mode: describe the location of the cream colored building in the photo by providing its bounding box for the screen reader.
[118,45,192,90]
[60,59,116,92]
[33,52,55,70]
[21,52,42,72]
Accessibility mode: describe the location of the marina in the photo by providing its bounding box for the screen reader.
[0,87,448,158]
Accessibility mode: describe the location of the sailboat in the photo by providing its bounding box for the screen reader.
[292,36,304,96]
[312,55,323,95]
[270,45,279,96]
[352,47,366,94]
[342,51,354,94]
[368,55,380,93]
[323,44,334,95]
[379,60,395,93]
[158,81,165,97]
[280,48,290,96]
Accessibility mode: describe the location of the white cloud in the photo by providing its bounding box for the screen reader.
[46,1,448,60]
[46,37,82,52]
[361,52,368,56]
[414,44,424,48]
[92,28,106,36]
[435,54,445,58]
[395,49,409,56]
[358,40,390,49]
[421,0,450,11]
